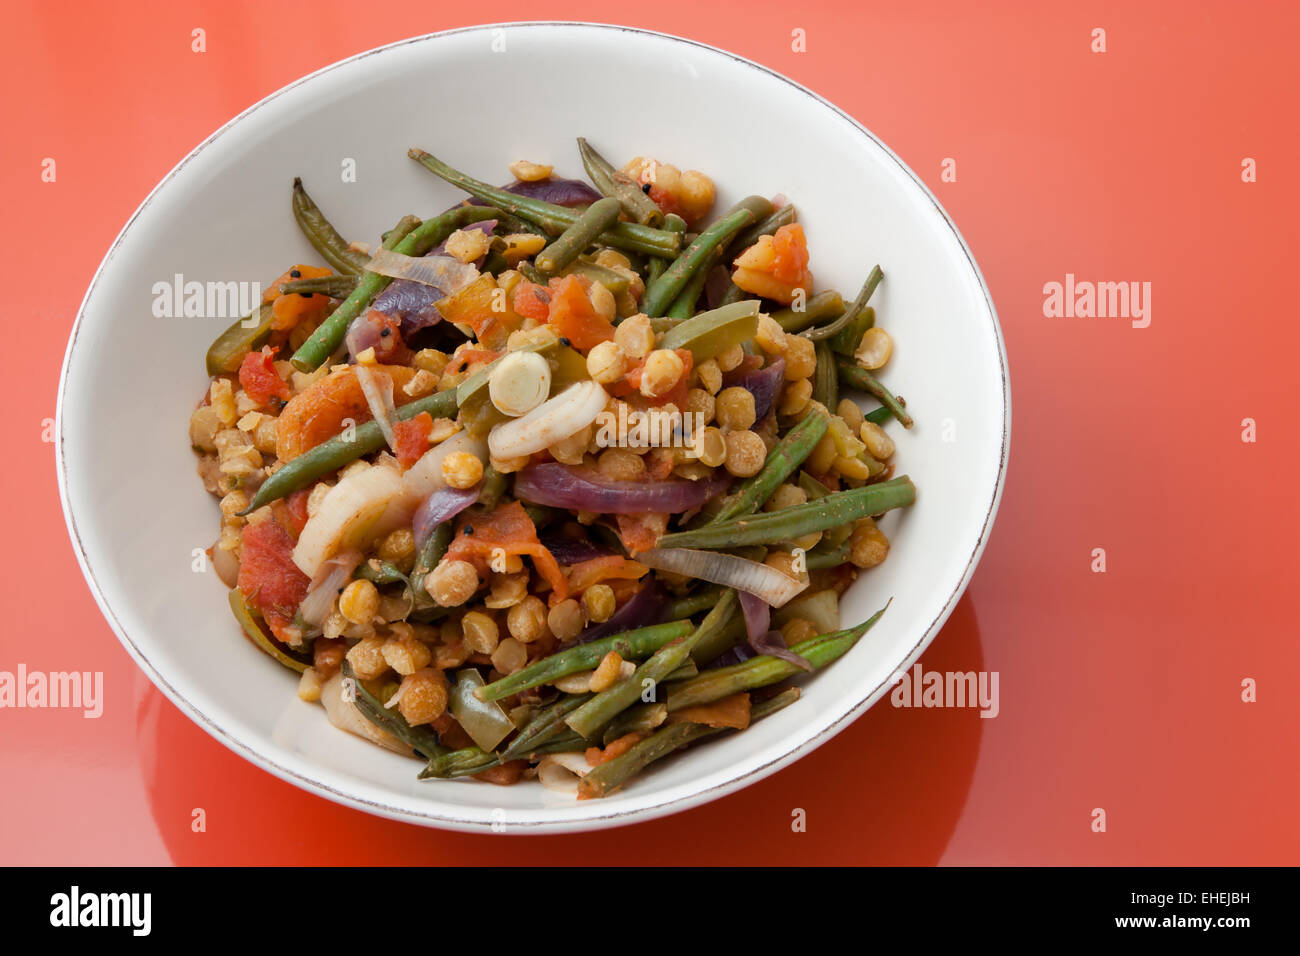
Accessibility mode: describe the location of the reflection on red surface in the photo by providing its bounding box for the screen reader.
[134,597,984,865]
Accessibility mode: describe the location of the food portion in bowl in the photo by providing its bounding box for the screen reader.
[188,139,915,799]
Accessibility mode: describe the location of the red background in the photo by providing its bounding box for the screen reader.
[3,0,1296,864]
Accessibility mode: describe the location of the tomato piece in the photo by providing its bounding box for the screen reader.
[237,345,292,406]
[546,274,615,351]
[275,364,419,460]
[613,513,668,555]
[770,223,811,285]
[237,519,310,622]
[437,274,519,349]
[444,501,568,600]
[285,488,311,536]
[565,555,649,594]
[392,411,434,470]
[262,264,333,303]
[512,281,552,321]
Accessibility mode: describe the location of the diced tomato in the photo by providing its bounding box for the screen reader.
[647,183,682,220]
[614,512,669,555]
[285,489,312,536]
[438,274,518,349]
[565,555,649,596]
[392,411,434,470]
[585,732,644,767]
[431,712,475,750]
[512,281,552,321]
[275,364,420,460]
[270,289,331,333]
[444,500,569,601]
[770,223,811,285]
[668,692,752,729]
[546,274,615,351]
[237,346,292,406]
[237,519,310,623]
[262,264,333,303]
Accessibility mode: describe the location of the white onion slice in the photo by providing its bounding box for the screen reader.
[299,549,363,626]
[637,548,807,607]
[536,752,595,794]
[488,381,608,460]
[365,247,479,293]
[320,673,410,756]
[354,365,397,453]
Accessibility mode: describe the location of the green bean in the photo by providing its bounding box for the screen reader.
[664,248,716,319]
[535,197,622,275]
[412,522,453,595]
[663,606,888,711]
[603,703,667,742]
[291,206,499,371]
[656,477,916,550]
[812,341,838,411]
[835,356,913,428]
[205,302,274,375]
[497,694,592,761]
[239,387,458,514]
[771,290,845,333]
[475,465,507,511]
[708,405,830,525]
[518,261,545,285]
[476,620,695,702]
[577,137,665,226]
[577,687,801,799]
[807,266,882,342]
[408,149,682,257]
[646,214,687,284]
[664,586,726,620]
[564,591,738,740]
[277,275,360,299]
[291,177,370,276]
[481,248,509,277]
[805,541,851,570]
[689,614,746,667]
[725,203,797,260]
[718,281,750,306]
[642,208,755,316]
[341,661,448,760]
[354,560,409,587]
[419,746,498,779]
[659,299,760,362]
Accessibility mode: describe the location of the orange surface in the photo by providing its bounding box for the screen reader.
[3,0,1298,865]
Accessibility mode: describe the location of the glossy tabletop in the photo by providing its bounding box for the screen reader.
[2,0,1296,864]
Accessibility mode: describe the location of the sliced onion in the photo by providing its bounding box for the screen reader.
[724,356,785,422]
[365,247,480,293]
[412,485,479,548]
[300,549,363,626]
[464,177,601,209]
[738,590,771,645]
[537,751,595,794]
[320,673,410,756]
[514,462,729,515]
[750,629,813,672]
[488,381,608,460]
[354,364,397,453]
[637,548,806,607]
[538,529,616,566]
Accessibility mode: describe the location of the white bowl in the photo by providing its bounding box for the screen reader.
[58,22,1008,833]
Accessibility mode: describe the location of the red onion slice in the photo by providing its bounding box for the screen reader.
[412,485,481,548]
[723,356,785,422]
[514,463,729,515]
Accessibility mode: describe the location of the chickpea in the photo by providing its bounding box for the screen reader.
[765,483,807,512]
[723,429,766,477]
[779,379,813,417]
[547,598,585,642]
[484,572,529,609]
[781,618,818,645]
[425,559,478,607]
[507,595,549,643]
[695,426,727,468]
[783,334,817,380]
[597,448,645,482]
[755,315,787,355]
[715,387,757,430]
[614,313,655,359]
[339,579,380,625]
[509,159,553,181]
[382,628,433,675]
[586,340,628,384]
[859,421,896,460]
[441,451,484,490]
[396,668,448,726]
[855,328,893,369]
[685,387,715,423]
[695,358,723,395]
[677,170,716,222]
[378,528,417,571]
[549,424,592,466]
[837,398,865,433]
[716,343,745,373]
[460,610,500,655]
[850,517,890,569]
[588,281,617,323]
[639,349,685,399]
[345,635,389,681]
[581,584,617,623]
[490,637,528,675]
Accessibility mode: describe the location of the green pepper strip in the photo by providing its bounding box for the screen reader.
[239,387,458,514]
[657,476,916,550]
[291,177,370,276]
[205,302,275,375]
[408,149,683,257]
[835,356,913,428]
[577,687,802,799]
[227,589,311,672]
